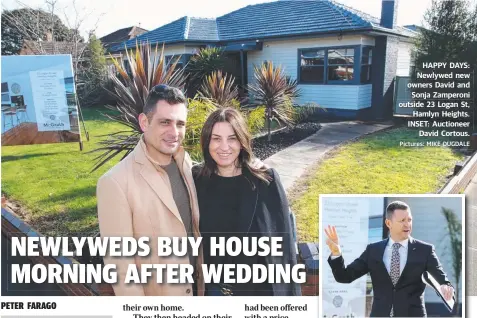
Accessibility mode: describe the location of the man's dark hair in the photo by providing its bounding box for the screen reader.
[143,84,187,120]
[386,201,411,220]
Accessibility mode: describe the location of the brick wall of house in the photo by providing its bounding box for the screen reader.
[396,41,413,77]
[372,35,399,119]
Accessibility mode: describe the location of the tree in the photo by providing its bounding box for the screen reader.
[415,0,472,62]
[198,70,238,108]
[76,34,107,106]
[1,8,78,55]
[185,47,227,97]
[441,207,462,317]
[247,62,300,142]
[198,70,266,136]
[413,0,477,127]
[90,42,186,172]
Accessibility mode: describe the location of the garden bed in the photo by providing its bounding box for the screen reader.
[252,122,321,160]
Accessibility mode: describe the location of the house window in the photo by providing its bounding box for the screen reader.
[328,48,355,81]
[299,49,325,83]
[298,46,376,85]
[361,47,373,83]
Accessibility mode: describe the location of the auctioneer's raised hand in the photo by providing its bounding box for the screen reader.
[325,225,342,256]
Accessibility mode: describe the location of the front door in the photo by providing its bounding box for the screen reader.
[223,52,247,99]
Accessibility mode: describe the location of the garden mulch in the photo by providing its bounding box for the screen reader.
[252,122,321,160]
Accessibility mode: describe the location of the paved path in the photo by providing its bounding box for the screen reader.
[465,172,477,296]
[264,121,392,192]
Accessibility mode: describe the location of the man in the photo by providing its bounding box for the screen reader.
[326,201,454,317]
[97,84,204,296]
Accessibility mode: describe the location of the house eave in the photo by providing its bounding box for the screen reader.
[217,28,376,45]
[217,27,416,44]
[108,39,218,53]
[367,27,418,38]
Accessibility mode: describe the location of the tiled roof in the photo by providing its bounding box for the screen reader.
[111,0,417,52]
[111,17,218,51]
[117,17,189,51]
[216,0,372,41]
[21,40,88,59]
[330,1,418,37]
[100,26,148,49]
[187,18,219,41]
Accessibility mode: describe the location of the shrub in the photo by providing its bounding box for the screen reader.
[186,47,227,96]
[198,70,238,108]
[185,97,216,146]
[248,62,300,142]
[245,106,266,135]
[292,105,319,124]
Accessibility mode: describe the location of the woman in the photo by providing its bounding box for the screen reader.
[192,107,301,296]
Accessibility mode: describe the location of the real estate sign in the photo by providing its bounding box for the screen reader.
[1,55,81,146]
[321,196,385,318]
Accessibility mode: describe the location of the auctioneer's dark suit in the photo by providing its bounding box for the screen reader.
[328,237,452,317]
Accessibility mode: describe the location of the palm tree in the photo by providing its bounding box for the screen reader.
[198,70,266,135]
[247,61,300,142]
[198,70,238,108]
[441,207,462,317]
[90,41,186,172]
[186,47,227,95]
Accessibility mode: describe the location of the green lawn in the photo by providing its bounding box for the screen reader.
[2,117,464,241]
[2,107,124,236]
[289,127,464,243]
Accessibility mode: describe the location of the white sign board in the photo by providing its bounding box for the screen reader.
[321,197,381,318]
[1,55,80,146]
[30,70,71,131]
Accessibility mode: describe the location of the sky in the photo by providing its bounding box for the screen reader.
[2,0,476,39]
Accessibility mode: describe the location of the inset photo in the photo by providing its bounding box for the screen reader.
[320,194,464,318]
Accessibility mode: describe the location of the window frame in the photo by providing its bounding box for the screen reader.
[297,48,326,84]
[360,46,373,84]
[327,47,356,84]
[297,45,373,86]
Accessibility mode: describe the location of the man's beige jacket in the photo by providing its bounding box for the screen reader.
[97,137,204,296]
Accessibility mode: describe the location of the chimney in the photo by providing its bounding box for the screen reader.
[380,0,399,29]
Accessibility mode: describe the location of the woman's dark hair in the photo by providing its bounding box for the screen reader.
[199,107,271,185]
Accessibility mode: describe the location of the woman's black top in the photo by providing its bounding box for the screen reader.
[193,166,301,296]
[198,173,273,296]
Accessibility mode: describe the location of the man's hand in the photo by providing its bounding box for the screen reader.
[250,157,269,170]
[440,284,454,301]
[325,225,341,256]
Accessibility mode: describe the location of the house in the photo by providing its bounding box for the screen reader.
[109,0,418,120]
[100,25,148,50]
[100,26,148,67]
[19,39,88,62]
